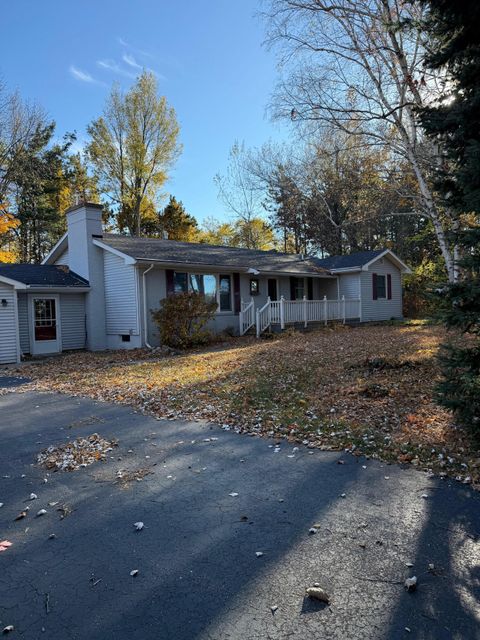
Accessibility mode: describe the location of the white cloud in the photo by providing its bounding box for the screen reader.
[117,36,154,60]
[97,59,137,79]
[69,65,97,83]
[122,53,142,70]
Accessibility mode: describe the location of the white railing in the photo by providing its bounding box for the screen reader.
[239,299,255,335]
[240,296,361,337]
[256,298,272,338]
[251,296,361,336]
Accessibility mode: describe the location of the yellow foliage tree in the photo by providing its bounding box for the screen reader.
[0,204,19,262]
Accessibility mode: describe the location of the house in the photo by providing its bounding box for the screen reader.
[0,202,411,364]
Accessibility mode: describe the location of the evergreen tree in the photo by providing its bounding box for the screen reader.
[157,196,198,241]
[420,0,480,435]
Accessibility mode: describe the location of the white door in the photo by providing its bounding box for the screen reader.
[31,296,61,355]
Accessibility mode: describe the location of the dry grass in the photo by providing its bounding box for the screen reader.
[11,323,480,485]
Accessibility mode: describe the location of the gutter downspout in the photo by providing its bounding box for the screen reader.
[142,263,155,349]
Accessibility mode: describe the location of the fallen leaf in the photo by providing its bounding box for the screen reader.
[404,576,417,592]
[306,586,330,604]
[134,522,144,531]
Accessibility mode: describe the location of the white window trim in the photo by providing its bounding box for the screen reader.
[376,274,387,300]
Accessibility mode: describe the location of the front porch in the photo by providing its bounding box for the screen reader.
[239,295,361,337]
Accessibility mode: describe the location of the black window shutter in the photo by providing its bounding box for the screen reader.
[372,273,378,300]
[233,273,241,313]
[290,276,296,300]
[387,273,392,300]
[166,269,174,296]
[307,278,313,300]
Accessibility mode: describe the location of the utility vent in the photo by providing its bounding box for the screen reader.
[121,334,131,342]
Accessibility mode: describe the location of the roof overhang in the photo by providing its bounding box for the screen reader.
[92,239,137,264]
[0,275,28,289]
[41,232,68,265]
[329,267,362,274]
[24,287,90,293]
[134,259,334,278]
[361,249,412,274]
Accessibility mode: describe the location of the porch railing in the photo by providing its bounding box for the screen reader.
[240,295,361,337]
[239,299,255,335]
[256,299,272,338]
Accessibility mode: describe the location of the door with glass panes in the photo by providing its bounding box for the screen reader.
[30,296,61,355]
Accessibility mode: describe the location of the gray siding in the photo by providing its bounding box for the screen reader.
[360,256,403,321]
[54,248,69,266]
[0,283,18,364]
[60,294,86,350]
[17,293,30,354]
[104,251,139,335]
[338,273,360,298]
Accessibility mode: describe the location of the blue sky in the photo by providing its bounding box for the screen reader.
[2,0,290,224]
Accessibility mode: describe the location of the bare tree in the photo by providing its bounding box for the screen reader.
[264,0,460,281]
[214,141,266,248]
[0,83,47,205]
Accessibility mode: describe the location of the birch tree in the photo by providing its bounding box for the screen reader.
[264,0,460,281]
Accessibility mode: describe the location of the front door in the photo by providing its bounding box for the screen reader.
[31,296,61,355]
[267,278,278,301]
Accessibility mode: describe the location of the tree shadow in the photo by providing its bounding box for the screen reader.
[1,383,479,639]
[384,481,480,639]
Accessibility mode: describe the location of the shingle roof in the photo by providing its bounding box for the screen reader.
[0,264,89,287]
[101,234,330,276]
[315,250,385,270]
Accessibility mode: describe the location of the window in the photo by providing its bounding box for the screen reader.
[219,275,232,311]
[376,274,386,299]
[189,274,217,304]
[250,278,259,296]
[34,299,57,341]
[172,272,232,309]
[292,277,305,300]
[174,272,188,293]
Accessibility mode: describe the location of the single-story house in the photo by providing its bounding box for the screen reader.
[0,202,411,364]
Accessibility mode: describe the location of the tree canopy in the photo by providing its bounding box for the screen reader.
[87,71,181,236]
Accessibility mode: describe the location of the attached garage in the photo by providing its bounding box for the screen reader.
[0,265,89,365]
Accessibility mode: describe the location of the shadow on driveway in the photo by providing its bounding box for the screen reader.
[0,391,479,639]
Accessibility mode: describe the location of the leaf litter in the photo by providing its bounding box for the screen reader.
[37,433,118,471]
[13,324,480,486]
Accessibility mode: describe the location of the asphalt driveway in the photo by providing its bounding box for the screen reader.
[0,387,479,639]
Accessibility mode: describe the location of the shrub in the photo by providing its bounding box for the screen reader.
[403,259,446,318]
[151,292,218,349]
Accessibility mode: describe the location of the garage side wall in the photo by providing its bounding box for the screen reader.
[0,283,19,364]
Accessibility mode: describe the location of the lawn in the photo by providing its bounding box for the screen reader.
[11,323,479,485]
